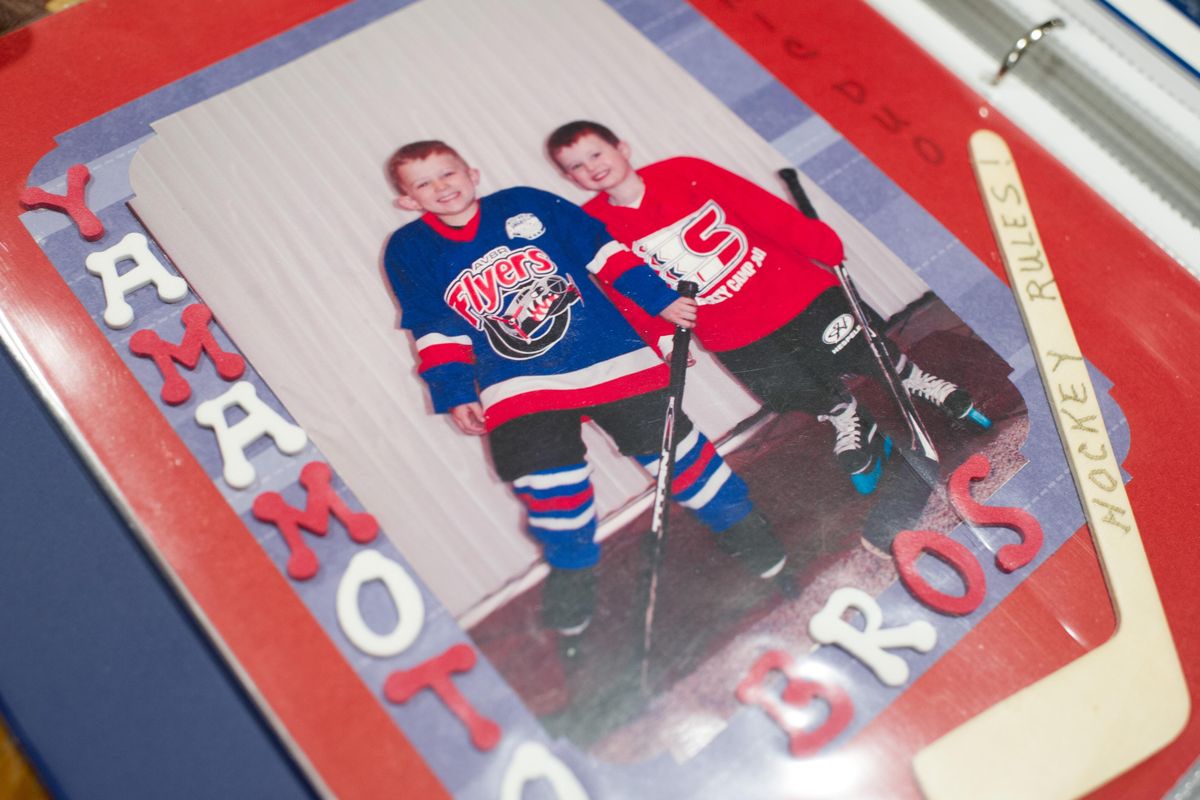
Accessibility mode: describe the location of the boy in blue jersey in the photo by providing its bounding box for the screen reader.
[383,140,785,634]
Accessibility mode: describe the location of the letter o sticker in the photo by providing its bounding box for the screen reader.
[893,530,986,617]
[337,550,425,658]
[501,742,590,800]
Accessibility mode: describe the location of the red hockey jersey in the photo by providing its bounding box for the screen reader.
[583,156,844,352]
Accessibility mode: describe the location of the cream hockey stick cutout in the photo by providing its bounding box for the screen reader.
[913,130,1189,799]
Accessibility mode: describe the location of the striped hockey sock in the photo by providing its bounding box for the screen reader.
[636,428,753,533]
[512,462,599,570]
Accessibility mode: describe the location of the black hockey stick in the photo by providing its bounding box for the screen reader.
[640,279,699,693]
[777,168,939,463]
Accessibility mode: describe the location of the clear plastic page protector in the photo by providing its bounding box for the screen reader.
[1,0,1197,797]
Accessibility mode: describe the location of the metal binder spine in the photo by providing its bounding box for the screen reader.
[866,0,1200,278]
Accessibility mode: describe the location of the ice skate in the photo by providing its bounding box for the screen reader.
[818,396,893,495]
[860,536,891,560]
[542,566,596,636]
[715,511,788,579]
[898,357,991,430]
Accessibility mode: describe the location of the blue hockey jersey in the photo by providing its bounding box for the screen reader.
[384,187,678,431]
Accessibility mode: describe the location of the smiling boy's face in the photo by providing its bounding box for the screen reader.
[553,133,634,194]
[393,152,481,225]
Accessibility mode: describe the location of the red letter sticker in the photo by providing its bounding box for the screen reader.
[253,461,378,580]
[385,644,502,752]
[129,304,245,405]
[948,454,1044,572]
[893,529,987,616]
[19,164,104,241]
[736,650,853,756]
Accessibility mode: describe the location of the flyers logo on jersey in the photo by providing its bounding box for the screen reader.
[444,245,581,360]
[632,200,749,293]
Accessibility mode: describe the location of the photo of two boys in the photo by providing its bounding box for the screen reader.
[126,0,1028,762]
[382,120,1020,755]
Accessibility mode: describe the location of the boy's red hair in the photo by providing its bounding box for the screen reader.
[385,140,465,194]
[545,121,620,161]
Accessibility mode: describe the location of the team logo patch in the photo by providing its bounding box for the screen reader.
[444,245,580,360]
[505,213,545,240]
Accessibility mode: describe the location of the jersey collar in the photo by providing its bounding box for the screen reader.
[604,172,648,210]
[421,204,482,242]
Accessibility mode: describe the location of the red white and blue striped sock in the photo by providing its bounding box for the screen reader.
[636,429,753,533]
[512,462,599,570]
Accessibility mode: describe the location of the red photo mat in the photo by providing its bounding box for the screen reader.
[1,1,1197,797]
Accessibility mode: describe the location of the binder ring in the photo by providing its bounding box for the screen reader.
[993,18,1064,85]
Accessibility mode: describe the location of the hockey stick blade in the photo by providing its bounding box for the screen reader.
[777,168,939,462]
[912,131,1189,799]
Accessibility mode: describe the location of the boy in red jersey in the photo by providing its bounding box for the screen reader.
[547,121,990,495]
[384,140,786,634]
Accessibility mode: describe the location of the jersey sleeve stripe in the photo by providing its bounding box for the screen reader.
[416,342,475,373]
[583,240,628,275]
[415,332,473,348]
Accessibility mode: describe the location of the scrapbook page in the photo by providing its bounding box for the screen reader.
[3,0,1198,797]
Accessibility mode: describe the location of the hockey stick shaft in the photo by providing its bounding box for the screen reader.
[833,264,936,456]
[641,279,699,691]
[777,168,939,462]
